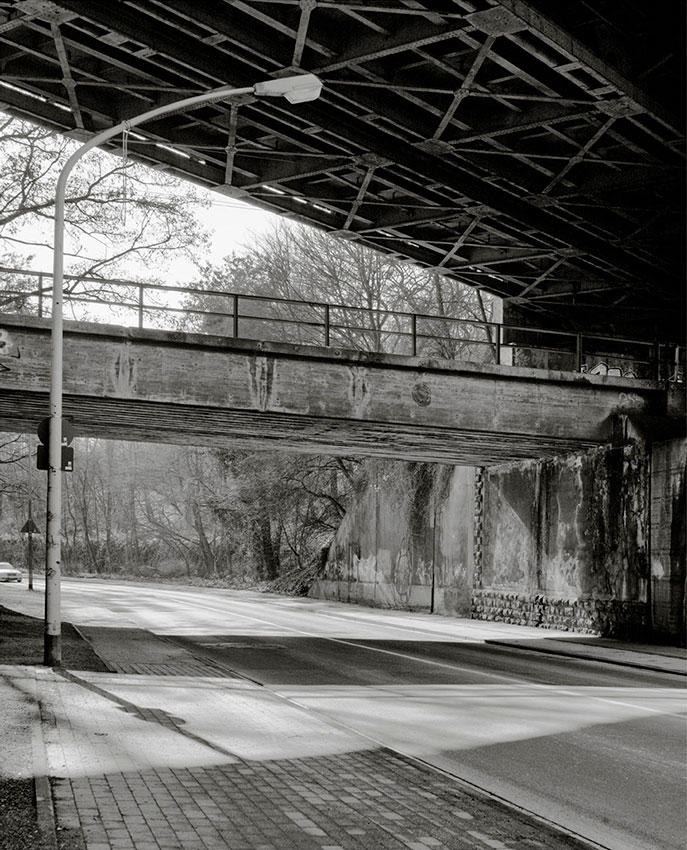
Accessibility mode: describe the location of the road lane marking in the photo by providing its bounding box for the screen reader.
[58,579,572,641]
[60,580,686,719]
[53,579,683,850]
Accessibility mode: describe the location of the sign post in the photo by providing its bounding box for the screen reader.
[20,510,39,591]
[37,416,74,665]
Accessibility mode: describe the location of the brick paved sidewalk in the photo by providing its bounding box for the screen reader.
[31,662,592,850]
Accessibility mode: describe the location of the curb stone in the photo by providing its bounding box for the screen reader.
[487,638,687,675]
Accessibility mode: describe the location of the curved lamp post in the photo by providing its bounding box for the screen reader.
[44,73,322,665]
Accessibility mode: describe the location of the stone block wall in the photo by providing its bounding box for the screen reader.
[471,591,647,637]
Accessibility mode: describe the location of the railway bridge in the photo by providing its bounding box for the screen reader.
[0,300,682,465]
[0,0,684,639]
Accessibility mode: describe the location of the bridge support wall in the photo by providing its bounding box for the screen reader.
[474,444,649,638]
[650,439,686,641]
[311,439,686,643]
[310,461,476,616]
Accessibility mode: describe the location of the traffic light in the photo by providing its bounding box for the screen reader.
[36,417,74,472]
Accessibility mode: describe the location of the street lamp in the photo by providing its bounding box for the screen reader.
[44,73,322,666]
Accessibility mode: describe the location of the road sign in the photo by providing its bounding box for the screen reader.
[37,417,75,471]
[37,416,74,446]
[36,444,74,472]
[21,518,40,534]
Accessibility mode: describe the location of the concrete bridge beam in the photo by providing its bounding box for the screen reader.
[0,315,679,465]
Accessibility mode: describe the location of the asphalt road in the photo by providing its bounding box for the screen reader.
[9,578,686,850]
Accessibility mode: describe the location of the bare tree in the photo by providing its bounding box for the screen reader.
[185,220,496,358]
[0,114,210,290]
[0,115,213,523]
[212,449,359,582]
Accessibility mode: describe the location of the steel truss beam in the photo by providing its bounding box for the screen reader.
[0,0,683,339]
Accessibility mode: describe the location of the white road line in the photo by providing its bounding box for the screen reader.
[60,579,562,641]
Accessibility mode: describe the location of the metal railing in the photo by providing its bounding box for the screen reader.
[0,266,684,382]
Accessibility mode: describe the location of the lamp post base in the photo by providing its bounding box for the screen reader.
[43,633,61,667]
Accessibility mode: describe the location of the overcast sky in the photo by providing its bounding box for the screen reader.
[14,187,279,284]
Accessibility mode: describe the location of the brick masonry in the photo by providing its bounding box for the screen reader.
[36,668,591,850]
[473,443,652,640]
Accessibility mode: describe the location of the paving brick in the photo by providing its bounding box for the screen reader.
[29,660,597,850]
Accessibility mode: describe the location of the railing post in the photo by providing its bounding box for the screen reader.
[411,313,417,356]
[38,273,44,317]
[494,323,501,365]
[233,293,239,338]
[138,284,144,329]
[324,303,330,347]
[576,333,583,372]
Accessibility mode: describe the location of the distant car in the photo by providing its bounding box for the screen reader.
[0,562,22,582]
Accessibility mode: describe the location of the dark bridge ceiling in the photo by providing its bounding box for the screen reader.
[1,0,685,340]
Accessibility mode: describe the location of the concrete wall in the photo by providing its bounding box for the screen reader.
[475,445,650,638]
[309,461,475,615]
[1,313,672,465]
[650,439,686,641]
[312,440,685,642]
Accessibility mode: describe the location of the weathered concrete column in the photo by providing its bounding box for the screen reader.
[475,444,651,638]
[650,439,686,642]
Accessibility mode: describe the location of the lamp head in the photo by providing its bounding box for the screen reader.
[253,73,322,103]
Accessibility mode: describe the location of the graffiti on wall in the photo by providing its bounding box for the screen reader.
[0,328,20,371]
[580,361,638,379]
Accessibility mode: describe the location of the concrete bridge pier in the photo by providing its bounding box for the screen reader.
[311,433,686,644]
[649,439,686,641]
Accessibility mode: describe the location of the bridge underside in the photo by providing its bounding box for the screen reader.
[1,1,684,340]
[0,389,604,465]
[0,315,674,465]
